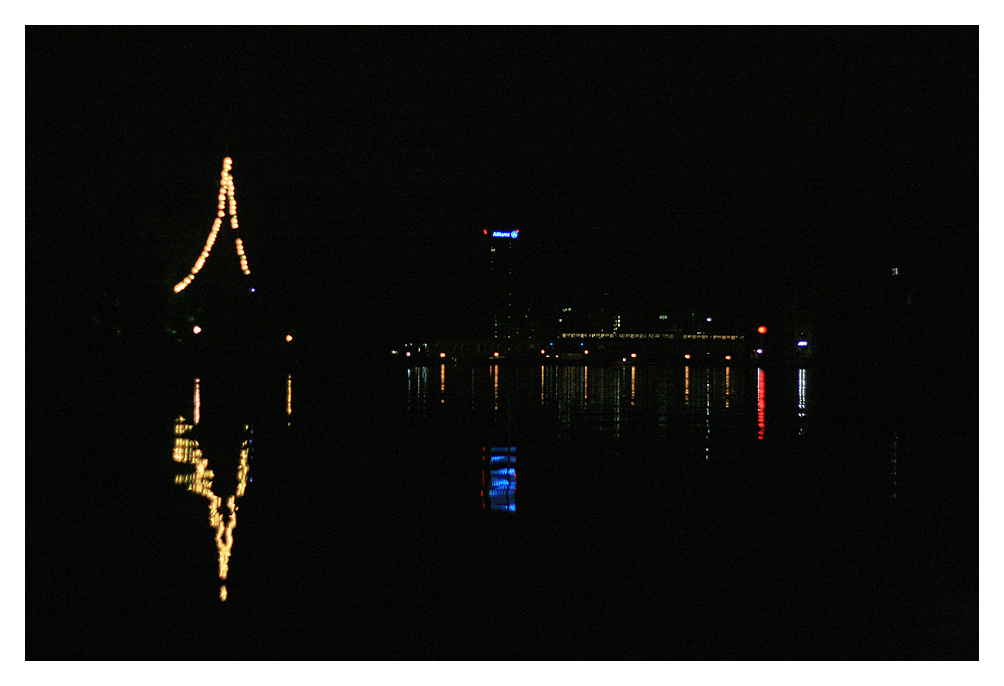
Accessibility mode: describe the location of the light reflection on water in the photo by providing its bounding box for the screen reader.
[168,365,816,598]
[482,446,517,512]
[397,363,820,465]
[401,363,790,439]
[171,375,268,602]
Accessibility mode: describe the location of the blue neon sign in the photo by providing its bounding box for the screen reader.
[492,230,519,239]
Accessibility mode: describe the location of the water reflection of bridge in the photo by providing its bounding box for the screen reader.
[171,377,251,602]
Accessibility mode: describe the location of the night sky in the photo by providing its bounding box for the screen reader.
[27,27,977,348]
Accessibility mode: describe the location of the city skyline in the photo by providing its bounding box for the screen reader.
[28,28,975,353]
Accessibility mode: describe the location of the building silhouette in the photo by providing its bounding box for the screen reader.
[482,229,529,354]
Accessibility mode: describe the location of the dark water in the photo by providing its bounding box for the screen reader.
[28,350,977,659]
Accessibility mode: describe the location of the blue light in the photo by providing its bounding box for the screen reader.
[492,230,519,239]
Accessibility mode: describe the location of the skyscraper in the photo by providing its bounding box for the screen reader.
[482,229,525,353]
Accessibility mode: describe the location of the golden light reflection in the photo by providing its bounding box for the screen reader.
[287,374,292,416]
[493,365,499,411]
[685,366,690,405]
[173,158,252,293]
[725,367,730,409]
[630,365,636,405]
[440,364,446,403]
[172,382,251,600]
[193,378,201,425]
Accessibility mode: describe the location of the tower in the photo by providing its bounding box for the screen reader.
[482,228,524,353]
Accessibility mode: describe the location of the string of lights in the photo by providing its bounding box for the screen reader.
[173,157,251,293]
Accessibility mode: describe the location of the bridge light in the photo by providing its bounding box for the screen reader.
[725,355,731,361]
[494,352,499,357]
[173,158,252,292]
[684,354,691,359]
[630,353,637,358]
[286,334,293,342]
[439,352,446,358]
[193,325,202,334]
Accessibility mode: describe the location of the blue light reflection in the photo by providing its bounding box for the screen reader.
[484,446,517,512]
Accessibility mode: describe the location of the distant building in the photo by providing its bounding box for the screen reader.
[482,229,529,352]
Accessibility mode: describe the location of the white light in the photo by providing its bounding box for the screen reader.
[706,317,712,322]
[193,325,202,334]
[797,341,808,347]
[756,348,763,354]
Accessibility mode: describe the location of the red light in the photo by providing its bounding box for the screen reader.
[757,326,767,334]
[483,229,488,235]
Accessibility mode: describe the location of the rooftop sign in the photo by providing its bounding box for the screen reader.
[492,230,519,239]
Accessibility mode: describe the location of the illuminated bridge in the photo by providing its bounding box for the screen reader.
[168,157,297,367]
[173,157,251,295]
